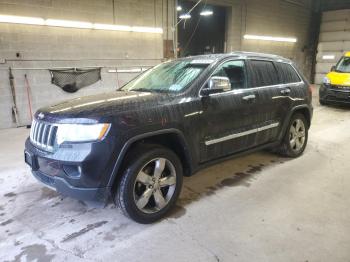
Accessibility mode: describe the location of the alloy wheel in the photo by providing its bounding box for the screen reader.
[133,158,177,214]
[289,119,306,153]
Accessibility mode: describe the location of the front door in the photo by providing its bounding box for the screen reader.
[199,60,259,162]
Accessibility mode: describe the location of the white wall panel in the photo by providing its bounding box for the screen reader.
[319,31,350,42]
[322,10,350,22]
[316,63,334,74]
[320,20,350,32]
[315,9,350,84]
[318,41,350,52]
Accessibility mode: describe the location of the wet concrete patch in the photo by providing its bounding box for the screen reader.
[103,231,116,241]
[168,205,187,219]
[61,221,108,242]
[10,244,55,262]
[40,188,59,199]
[4,192,17,198]
[0,218,13,226]
[220,172,252,187]
[246,164,264,174]
[178,153,288,207]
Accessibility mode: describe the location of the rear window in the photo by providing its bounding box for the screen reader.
[275,62,301,84]
[249,60,279,87]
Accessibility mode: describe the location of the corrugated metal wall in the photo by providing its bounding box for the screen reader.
[315,9,350,84]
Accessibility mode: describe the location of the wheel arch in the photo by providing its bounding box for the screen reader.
[107,129,193,191]
[279,105,312,141]
[291,106,312,128]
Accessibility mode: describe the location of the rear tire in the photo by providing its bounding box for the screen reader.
[115,144,183,224]
[278,113,308,158]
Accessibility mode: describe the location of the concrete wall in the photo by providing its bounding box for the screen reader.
[0,0,174,129]
[0,0,314,129]
[315,9,350,84]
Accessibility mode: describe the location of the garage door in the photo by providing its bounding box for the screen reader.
[315,9,350,84]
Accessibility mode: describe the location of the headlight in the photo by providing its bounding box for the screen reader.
[56,123,110,144]
[323,76,331,85]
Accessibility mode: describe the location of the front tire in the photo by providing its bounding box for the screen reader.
[115,144,183,224]
[278,113,308,158]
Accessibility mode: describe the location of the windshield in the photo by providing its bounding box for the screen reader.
[335,57,350,73]
[121,60,209,93]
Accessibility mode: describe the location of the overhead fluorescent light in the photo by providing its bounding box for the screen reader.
[179,13,191,19]
[177,6,182,11]
[46,19,93,29]
[322,55,335,60]
[0,14,163,34]
[93,23,131,31]
[0,14,44,25]
[244,34,297,43]
[200,10,213,16]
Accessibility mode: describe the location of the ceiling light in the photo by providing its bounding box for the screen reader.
[94,23,131,31]
[0,14,163,34]
[0,14,44,25]
[179,13,191,19]
[322,55,335,60]
[200,10,213,16]
[177,6,182,11]
[244,34,297,43]
[46,19,93,29]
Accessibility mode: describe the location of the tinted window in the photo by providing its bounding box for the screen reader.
[249,60,279,87]
[212,60,246,90]
[275,62,301,84]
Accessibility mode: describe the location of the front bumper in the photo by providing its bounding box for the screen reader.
[319,84,350,105]
[24,138,114,202]
[31,169,110,201]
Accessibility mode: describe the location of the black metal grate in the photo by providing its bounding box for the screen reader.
[49,67,102,93]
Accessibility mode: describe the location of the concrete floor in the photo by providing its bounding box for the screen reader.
[1,98,350,262]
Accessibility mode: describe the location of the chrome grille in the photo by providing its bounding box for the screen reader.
[30,119,57,152]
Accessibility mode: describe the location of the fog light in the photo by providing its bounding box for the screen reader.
[63,165,81,178]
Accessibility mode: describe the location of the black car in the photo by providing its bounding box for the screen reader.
[24,52,313,223]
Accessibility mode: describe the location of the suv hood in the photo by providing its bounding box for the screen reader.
[38,91,166,123]
[327,71,350,86]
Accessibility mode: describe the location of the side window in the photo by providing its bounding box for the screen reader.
[249,60,279,87]
[275,62,301,84]
[212,60,246,90]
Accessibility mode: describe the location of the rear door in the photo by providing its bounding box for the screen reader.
[274,62,304,118]
[246,59,282,145]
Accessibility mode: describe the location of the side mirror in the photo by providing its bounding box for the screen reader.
[331,66,336,72]
[202,76,231,96]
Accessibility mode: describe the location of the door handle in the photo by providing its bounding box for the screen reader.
[242,94,256,101]
[280,88,291,95]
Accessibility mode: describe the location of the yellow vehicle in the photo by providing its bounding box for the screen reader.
[319,52,350,105]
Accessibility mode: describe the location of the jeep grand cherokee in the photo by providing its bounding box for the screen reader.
[25,52,313,223]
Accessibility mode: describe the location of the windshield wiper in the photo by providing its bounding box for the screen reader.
[131,88,171,93]
[130,88,156,93]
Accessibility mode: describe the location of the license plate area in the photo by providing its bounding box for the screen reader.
[24,151,38,171]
